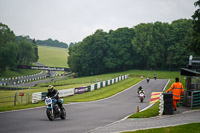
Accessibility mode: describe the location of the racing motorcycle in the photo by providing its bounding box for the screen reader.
[146,77,150,83]
[138,92,145,102]
[45,97,66,121]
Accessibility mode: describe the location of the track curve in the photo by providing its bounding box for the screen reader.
[0,79,168,133]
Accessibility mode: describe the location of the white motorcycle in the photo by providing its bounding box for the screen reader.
[45,97,66,121]
[138,92,145,102]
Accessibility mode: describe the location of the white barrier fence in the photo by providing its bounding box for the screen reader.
[32,75,129,103]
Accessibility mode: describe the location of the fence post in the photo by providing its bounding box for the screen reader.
[14,92,17,106]
[28,93,30,103]
[191,91,193,109]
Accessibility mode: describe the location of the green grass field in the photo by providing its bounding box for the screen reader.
[38,46,68,68]
[1,69,41,78]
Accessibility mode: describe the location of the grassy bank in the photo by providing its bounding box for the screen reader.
[38,46,68,68]
[123,123,200,133]
[1,69,41,78]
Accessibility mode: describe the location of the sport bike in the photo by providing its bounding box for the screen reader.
[45,97,66,121]
[138,93,145,102]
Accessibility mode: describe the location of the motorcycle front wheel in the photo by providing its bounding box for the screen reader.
[46,108,55,121]
[60,107,66,119]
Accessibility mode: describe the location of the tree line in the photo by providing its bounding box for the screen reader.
[36,38,68,48]
[0,23,38,74]
[17,36,69,48]
[68,19,196,76]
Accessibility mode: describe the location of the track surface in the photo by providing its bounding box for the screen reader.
[0,79,168,133]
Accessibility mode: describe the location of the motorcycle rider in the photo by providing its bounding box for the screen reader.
[147,77,150,83]
[154,74,157,80]
[46,85,62,108]
[138,86,145,98]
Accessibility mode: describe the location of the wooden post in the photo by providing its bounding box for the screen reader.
[14,92,17,106]
[137,106,139,113]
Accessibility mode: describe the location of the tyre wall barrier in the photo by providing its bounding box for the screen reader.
[159,93,173,115]
[32,75,129,103]
[159,93,164,115]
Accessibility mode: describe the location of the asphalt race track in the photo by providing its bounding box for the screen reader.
[0,79,168,133]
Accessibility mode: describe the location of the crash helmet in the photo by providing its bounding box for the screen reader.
[139,86,142,90]
[48,85,54,91]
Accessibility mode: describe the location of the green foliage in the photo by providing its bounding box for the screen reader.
[0,22,18,72]
[0,23,39,74]
[36,38,68,48]
[167,19,193,69]
[190,0,200,55]
[68,29,108,75]
[17,38,36,65]
[105,28,134,71]
[68,19,194,76]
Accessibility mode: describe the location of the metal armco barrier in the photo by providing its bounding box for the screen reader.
[0,71,47,86]
[191,90,200,108]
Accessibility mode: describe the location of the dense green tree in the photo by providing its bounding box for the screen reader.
[105,28,134,71]
[17,38,36,65]
[32,39,39,62]
[67,19,193,76]
[68,42,83,74]
[152,22,170,69]
[36,38,68,48]
[132,23,154,69]
[166,19,193,69]
[68,29,108,76]
[190,0,200,55]
[0,22,18,72]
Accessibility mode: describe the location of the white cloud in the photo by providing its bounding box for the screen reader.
[0,0,196,44]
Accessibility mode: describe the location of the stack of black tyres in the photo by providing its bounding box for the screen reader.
[163,93,173,115]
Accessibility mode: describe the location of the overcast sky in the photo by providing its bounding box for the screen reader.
[0,0,197,44]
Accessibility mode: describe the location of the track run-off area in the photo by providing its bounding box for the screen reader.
[0,79,168,133]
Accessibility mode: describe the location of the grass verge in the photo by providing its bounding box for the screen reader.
[122,123,200,133]
[1,69,41,78]
[128,101,160,118]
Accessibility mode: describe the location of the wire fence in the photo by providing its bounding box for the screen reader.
[0,92,30,106]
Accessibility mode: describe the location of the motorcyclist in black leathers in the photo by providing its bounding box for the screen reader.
[46,85,62,108]
[137,86,145,98]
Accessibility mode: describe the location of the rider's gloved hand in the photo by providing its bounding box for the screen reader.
[42,96,48,101]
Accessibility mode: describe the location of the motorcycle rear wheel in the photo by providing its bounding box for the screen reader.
[46,108,55,121]
[60,107,66,119]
